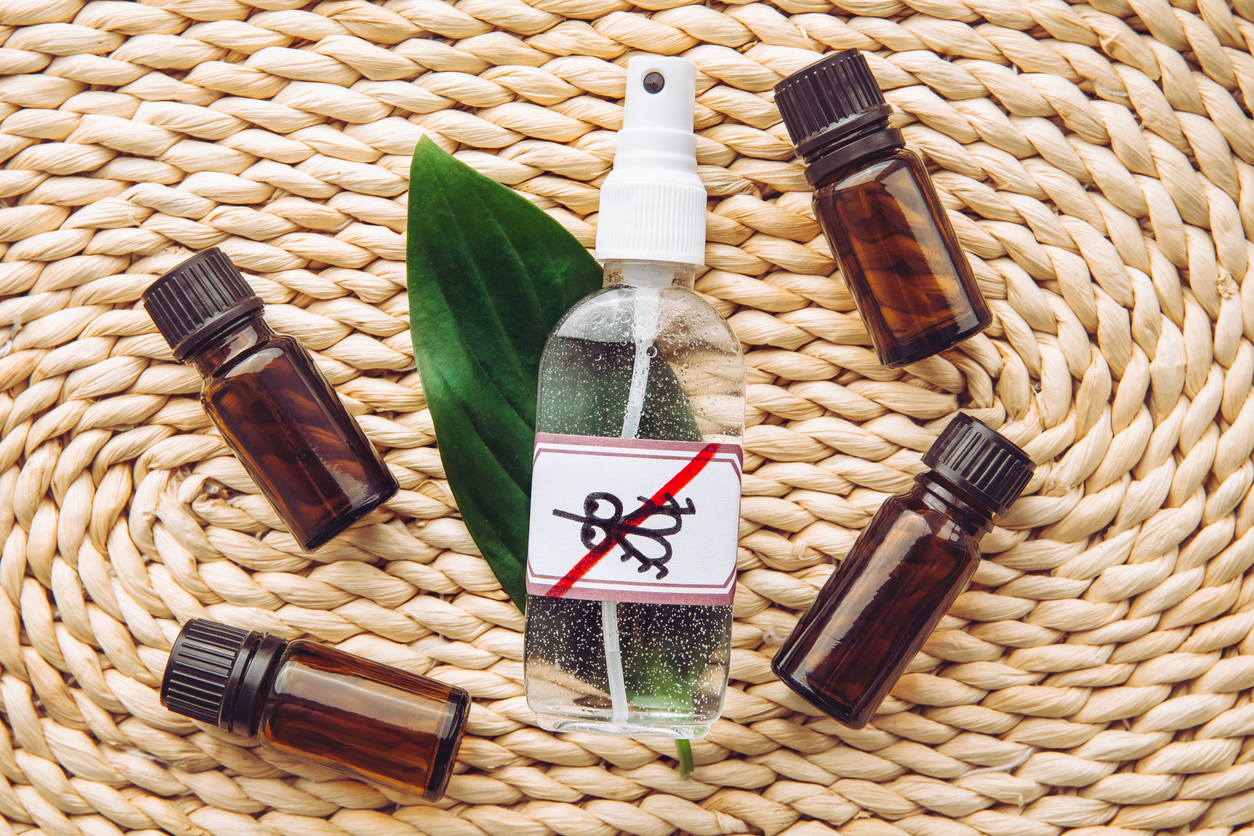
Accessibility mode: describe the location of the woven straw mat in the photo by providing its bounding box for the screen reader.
[4,0,1254,835]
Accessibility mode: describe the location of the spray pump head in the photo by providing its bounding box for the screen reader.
[595,56,706,266]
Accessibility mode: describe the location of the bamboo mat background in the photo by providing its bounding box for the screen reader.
[0,0,1253,835]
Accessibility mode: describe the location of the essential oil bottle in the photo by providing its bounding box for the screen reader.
[161,618,469,799]
[523,56,746,738]
[772,414,1033,728]
[774,50,992,368]
[143,249,399,551]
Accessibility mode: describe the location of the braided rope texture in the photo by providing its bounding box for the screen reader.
[0,0,1253,834]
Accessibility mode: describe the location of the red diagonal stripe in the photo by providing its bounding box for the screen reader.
[546,443,720,598]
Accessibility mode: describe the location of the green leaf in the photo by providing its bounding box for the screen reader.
[407,137,601,610]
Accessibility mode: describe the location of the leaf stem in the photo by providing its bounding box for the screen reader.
[676,739,694,779]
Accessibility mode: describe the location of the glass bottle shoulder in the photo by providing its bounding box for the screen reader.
[199,329,305,402]
[814,147,922,198]
[537,279,745,441]
[550,284,741,355]
[874,486,984,558]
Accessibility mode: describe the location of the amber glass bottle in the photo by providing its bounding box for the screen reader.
[775,50,992,368]
[772,414,1033,728]
[161,619,469,800]
[143,249,398,551]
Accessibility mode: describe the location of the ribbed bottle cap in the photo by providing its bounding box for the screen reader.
[774,49,891,159]
[142,248,263,361]
[162,619,288,734]
[923,413,1034,517]
[161,619,253,727]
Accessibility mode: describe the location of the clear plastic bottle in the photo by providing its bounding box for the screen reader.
[523,58,746,738]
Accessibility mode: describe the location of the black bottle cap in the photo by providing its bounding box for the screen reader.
[161,618,286,735]
[774,49,894,160]
[923,413,1034,517]
[142,248,264,361]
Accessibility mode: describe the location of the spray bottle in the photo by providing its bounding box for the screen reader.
[523,56,746,738]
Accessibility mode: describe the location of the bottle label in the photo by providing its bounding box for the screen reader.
[526,433,742,605]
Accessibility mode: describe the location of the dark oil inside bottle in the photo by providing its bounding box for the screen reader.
[526,332,730,718]
[815,149,990,368]
[771,483,981,727]
[259,642,468,799]
[195,318,398,550]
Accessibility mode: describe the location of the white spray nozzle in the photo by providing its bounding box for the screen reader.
[595,56,707,266]
[623,58,694,135]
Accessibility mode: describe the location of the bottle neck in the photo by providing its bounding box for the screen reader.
[914,472,995,537]
[227,632,288,736]
[602,259,695,290]
[187,314,273,378]
[805,117,904,188]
